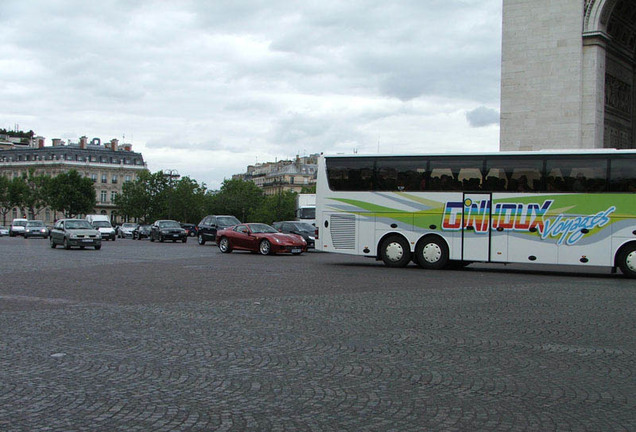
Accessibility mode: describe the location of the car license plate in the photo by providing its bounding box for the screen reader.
[172,234,179,238]
[82,239,93,243]
[291,248,301,253]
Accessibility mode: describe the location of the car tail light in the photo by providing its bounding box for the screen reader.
[315,227,319,240]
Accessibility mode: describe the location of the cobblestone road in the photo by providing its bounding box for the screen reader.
[0,237,634,431]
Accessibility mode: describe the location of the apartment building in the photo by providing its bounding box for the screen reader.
[0,135,147,223]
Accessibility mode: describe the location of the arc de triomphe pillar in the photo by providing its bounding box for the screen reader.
[500,0,635,151]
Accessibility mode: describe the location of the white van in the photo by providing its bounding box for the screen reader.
[9,218,28,237]
[85,215,116,241]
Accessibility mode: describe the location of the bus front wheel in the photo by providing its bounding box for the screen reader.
[379,235,411,267]
[617,244,636,278]
[415,236,449,270]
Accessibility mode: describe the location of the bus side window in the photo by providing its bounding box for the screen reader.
[546,158,607,192]
[486,158,542,192]
[610,158,636,192]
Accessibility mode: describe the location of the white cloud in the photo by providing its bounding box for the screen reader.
[0,0,502,189]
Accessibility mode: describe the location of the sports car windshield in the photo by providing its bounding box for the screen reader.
[249,223,278,234]
[67,221,93,229]
[26,221,45,227]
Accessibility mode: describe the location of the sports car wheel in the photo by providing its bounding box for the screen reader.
[218,237,232,253]
[50,237,56,248]
[198,234,206,245]
[95,245,101,250]
[63,238,71,250]
[259,240,272,255]
[182,237,187,243]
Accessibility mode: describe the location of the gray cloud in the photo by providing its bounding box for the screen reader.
[466,106,500,127]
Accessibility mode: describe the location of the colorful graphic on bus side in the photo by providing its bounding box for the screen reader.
[441,198,616,245]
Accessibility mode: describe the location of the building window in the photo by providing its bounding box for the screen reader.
[125,175,131,182]
[91,174,97,183]
[110,191,117,202]
[100,191,107,203]
[101,174,107,183]
[111,175,118,184]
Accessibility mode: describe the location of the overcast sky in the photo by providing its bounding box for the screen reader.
[1,0,502,189]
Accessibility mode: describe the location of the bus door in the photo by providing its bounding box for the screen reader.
[461,193,491,262]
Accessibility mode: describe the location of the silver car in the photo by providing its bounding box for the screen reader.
[49,219,102,250]
[24,220,49,239]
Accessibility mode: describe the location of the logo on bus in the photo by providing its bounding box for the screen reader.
[441,199,615,245]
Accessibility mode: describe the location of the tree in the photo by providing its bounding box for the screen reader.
[8,176,29,218]
[21,169,52,219]
[207,179,264,222]
[171,176,207,223]
[0,176,11,225]
[251,190,297,224]
[48,170,96,218]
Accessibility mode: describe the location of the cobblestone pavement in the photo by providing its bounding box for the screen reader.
[0,237,634,431]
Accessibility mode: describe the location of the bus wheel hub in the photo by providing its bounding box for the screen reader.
[627,251,636,272]
[385,242,404,262]
[422,243,442,263]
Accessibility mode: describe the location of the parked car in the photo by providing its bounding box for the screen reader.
[90,220,117,241]
[49,219,102,250]
[118,223,137,238]
[0,226,9,236]
[197,215,241,245]
[24,220,49,239]
[9,218,28,237]
[181,223,198,237]
[271,221,316,249]
[132,224,152,240]
[216,223,307,255]
[150,220,187,243]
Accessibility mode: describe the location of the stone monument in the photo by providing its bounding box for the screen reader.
[500,0,635,150]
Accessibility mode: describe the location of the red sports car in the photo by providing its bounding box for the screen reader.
[216,223,307,255]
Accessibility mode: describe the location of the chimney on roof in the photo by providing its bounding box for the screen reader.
[121,143,132,151]
[110,139,118,151]
[52,138,62,147]
[80,136,88,149]
[37,137,45,149]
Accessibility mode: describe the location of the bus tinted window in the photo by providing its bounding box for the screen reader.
[375,157,427,191]
[327,158,374,191]
[428,158,483,191]
[610,157,636,192]
[546,157,607,192]
[485,158,543,192]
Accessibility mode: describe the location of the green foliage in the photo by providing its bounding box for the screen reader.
[115,171,208,223]
[206,179,264,222]
[48,170,97,217]
[300,184,316,194]
[250,190,297,224]
[0,176,11,224]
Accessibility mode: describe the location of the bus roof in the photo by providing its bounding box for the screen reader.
[321,149,636,158]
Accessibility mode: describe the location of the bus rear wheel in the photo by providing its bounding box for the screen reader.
[617,244,636,278]
[379,235,411,267]
[415,236,449,270]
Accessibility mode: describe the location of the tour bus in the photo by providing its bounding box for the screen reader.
[315,150,636,278]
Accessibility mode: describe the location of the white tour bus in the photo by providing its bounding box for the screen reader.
[315,150,636,278]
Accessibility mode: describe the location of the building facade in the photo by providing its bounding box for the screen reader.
[0,136,147,223]
[500,0,635,150]
[236,155,318,195]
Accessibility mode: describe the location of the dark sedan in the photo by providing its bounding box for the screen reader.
[271,221,316,249]
[132,224,152,240]
[216,223,306,255]
[150,220,187,243]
